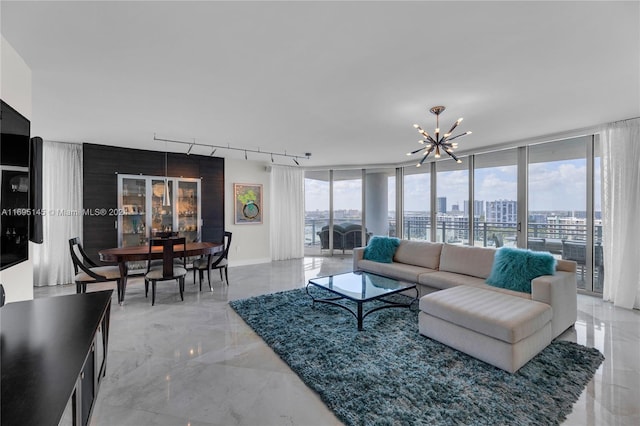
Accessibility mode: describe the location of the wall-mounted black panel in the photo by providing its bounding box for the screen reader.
[0,100,30,168]
[82,144,224,260]
[0,100,31,270]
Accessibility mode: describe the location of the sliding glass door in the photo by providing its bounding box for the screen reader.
[403,167,431,240]
[528,137,592,290]
[435,158,469,244]
[474,149,518,248]
[304,171,329,256]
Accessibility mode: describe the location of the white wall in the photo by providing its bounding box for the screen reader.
[0,36,34,302]
[224,159,271,266]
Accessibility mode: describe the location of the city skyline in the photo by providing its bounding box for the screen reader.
[305,158,601,213]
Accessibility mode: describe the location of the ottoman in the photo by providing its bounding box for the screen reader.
[418,286,552,373]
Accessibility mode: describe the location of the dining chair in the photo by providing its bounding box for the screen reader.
[144,236,188,306]
[192,231,232,291]
[69,237,123,301]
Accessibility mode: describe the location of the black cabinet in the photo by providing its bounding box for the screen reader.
[0,290,112,426]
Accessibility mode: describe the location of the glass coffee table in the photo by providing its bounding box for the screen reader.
[306,271,418,330]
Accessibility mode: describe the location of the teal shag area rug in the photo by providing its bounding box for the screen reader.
[230,288,604,426]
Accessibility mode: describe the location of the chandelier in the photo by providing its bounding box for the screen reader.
[408,106,472,167]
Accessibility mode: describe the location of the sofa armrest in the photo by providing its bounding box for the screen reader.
[353,247,365,271]
[531,270,577,338]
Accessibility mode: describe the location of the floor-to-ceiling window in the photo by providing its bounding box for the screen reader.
[528,136,591,290]
[403,166,430,240]
[304,171,329,256]
[435,158,469,244]
[303,134,604,293]
[474,149,518,248]
[333,170,362,226]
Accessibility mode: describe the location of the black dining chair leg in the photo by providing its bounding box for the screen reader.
[179,278,184,301]
[151,281,157,306]
[224,267,229,285]
[219,269,223,282]
[116,280,122,303]
[76,282,82,294]
[121,279,127,304]
[206,268,211,289]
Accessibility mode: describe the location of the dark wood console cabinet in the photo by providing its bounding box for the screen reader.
[1,290,112,426]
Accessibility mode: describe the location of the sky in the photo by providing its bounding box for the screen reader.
[305,158,601,213]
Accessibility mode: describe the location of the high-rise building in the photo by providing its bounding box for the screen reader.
[437,197,447,214]
[464,200,484,217]
[486,200,517,225]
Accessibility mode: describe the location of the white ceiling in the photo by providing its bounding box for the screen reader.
[2,1,639,168]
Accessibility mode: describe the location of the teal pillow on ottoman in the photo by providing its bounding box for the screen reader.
[486,247,557,293]
[363,236,400,263]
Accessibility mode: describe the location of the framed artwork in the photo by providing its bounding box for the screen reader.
[234,183,263,224]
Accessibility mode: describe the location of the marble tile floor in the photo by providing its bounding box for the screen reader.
[34,257,640,426]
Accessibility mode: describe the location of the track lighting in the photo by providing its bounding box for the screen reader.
[153,135,311,164]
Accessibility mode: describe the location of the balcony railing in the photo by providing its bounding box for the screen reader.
[305,216,603,293]
[305,217,602,248]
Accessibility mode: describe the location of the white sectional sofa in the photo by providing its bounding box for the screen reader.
[353,240,578,372]
[353,240,577,338]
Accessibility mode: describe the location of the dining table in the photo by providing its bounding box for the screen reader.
[98,241,223,304]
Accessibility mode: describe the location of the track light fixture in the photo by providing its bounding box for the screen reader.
[407,106,471,167]
[153,134,311,165]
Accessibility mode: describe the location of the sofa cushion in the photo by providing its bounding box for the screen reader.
[439,244,496,279]
[394,240,443,270]
[419,286,552,344]
[358,259,432,283]
[418,270,488,290]
[364,236,400,263]
[419,271,532,300]
[486,247,557,293]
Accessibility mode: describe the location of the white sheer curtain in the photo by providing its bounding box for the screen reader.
[33,141,83,286]
[270,165,304,260]
[601,118,640,309]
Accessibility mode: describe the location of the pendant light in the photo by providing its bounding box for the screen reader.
[408,106,472,167]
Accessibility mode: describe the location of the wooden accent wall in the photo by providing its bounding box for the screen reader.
[83,144,224,260]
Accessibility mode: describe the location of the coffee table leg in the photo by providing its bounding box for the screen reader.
[357,302,363,331]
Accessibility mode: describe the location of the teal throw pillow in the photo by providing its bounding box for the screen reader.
[363,236,400,263]
[486,247,556,293]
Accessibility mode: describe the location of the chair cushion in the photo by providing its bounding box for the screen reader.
[75,266,121,282]
[145,267,187,280]
[193,256,220,269]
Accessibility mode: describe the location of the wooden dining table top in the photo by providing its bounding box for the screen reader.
[98,241,223,263]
